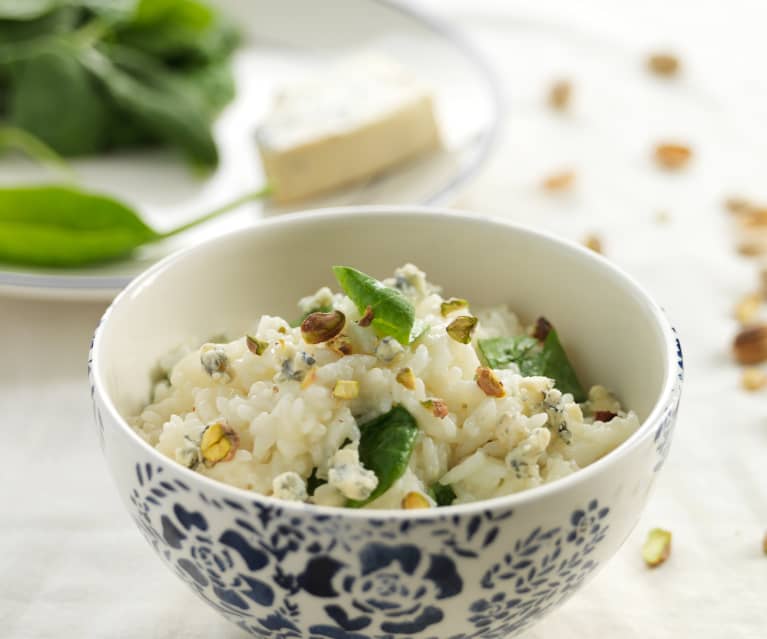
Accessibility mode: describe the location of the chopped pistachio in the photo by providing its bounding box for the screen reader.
[327,333,353,356]
[733,324,767,364]
[200,422,239,466]
[654,143,692,170]
[542,170,575,192]
[548,79,572,111]
[726,196,752,214]
[583,233,603,254]
[277,326,287,334]
[476,367,506,398]
[333,379,359,400]
[735,293,762,325]
[741,367,767,392]
[301,310,346,344]
[401,491,431,509]
[446,315,478,344]
[301,367,318,390]
[642,528,672,568]
[396,367,417,390]
[358,305,375,327]
[532,316,553,341]
[646,52,680,76]
[246,334,268,355]
[440,297,469,317]
[421,398,449,419]
[200,343,231,382]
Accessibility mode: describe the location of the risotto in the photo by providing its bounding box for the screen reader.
[132,264,639,509]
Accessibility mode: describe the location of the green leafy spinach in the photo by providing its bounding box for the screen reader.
[0,183,270,266]
[347,405,419,508]
[478,328,587,402]
[428,482,456,506]
[332,266,415,345]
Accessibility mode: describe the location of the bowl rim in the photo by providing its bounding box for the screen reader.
[90,205,682,519]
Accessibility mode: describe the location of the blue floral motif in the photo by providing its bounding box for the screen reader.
[125,462,615,638]
[301,542,461,636]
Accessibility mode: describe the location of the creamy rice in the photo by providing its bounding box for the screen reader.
[132,264,639,509]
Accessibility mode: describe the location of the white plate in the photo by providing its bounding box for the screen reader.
[0,0,502,300]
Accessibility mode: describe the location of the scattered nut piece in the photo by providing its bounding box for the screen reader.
[200,422,239,466]
[396,367,417,390]
[647,52,680,77]
[277,326,287,334]
[301,310,346,344]
[246,334,268,355]
[446,315,478,344]
[734,293,762,325]
[300,367,318,390]
[440,297,469,317]
[594,410,618,422]
[762,530,767,555]
[725,197,752,214]
[476,367,506,398]
[582,233,603,254]
[327,333,353,356]
[358,305,374,327]
[421,398,449,419]
[741,367,767,391]
[532,316,553,342]
[654,143,692,170]
[733,324,767,364]
[548,79,572,111]
[333,379,359,400]
[401,491,431,510]
[542,170,576,192]
[642,528,672,567]
[737,241,767,257]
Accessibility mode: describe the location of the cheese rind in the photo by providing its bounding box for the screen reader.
[256,56,441,202]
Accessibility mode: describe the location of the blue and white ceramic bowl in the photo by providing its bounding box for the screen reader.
[89,207,683,639]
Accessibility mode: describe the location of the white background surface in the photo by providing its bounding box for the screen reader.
[3,1,767,637]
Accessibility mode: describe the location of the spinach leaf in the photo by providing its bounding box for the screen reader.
[478,335,540,375]
[0,183,269,267]
[0,185,158,266]
[8,47,111,156]
[347,405,419,508]
[81,46,218,166]
[332,266,415,345]
[0,126,73,176]
[306,468,326,497]
[478,329,586,402]
[114,0,239,66]
[428,482,456,506]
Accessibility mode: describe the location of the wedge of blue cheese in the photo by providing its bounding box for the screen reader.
[256,55,441,202]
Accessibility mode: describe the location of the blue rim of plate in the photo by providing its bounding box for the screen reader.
[0,0,504,297]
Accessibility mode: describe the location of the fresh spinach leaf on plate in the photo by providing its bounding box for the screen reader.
[0,183,270,267]
[333,266,416,345]
[347,405,419,508]
[80,46,218,166]
[478,324,587,402]
[8,48,111,155]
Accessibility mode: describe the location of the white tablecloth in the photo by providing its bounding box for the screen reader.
[3,1,767,637]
